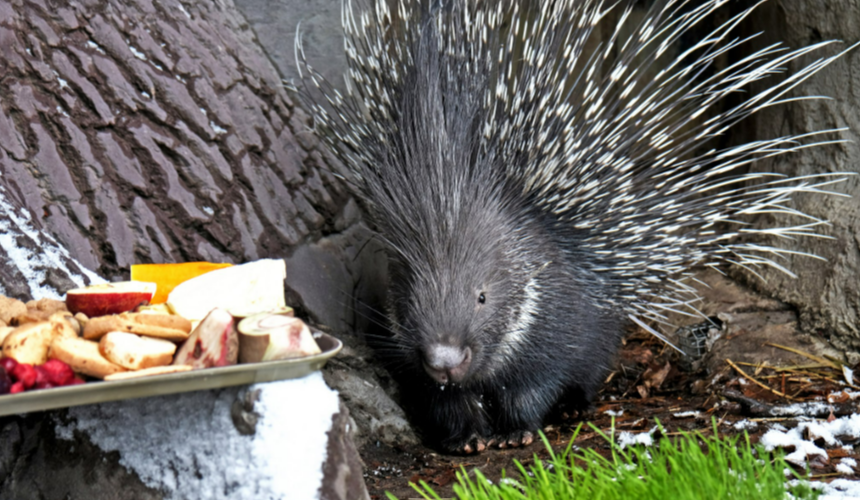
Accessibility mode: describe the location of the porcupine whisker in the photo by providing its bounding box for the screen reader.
[329,289,410,340]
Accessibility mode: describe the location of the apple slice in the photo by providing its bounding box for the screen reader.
[66,281,157,318]
[237,313,321,363]
[172,308,238,369]
[166,259,286,323]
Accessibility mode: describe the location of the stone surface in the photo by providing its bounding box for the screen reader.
[322,326,419,449]
[0,373,367,500]
[732,0,860,358]
[320,403,372,500]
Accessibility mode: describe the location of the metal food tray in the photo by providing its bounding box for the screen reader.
[0,333,342,417]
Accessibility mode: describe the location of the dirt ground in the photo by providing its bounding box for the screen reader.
[361,331,861,498]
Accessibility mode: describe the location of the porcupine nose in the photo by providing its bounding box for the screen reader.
[422,344,472,384]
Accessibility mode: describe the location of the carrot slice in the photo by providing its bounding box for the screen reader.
[131,262,233,304]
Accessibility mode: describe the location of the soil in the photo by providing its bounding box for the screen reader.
[361,331,861,499]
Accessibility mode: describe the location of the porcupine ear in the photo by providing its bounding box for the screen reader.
[482,0,856,342]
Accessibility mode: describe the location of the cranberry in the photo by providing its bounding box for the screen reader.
[0,366,11,395]
[0,357,18,373]
[11,363,37,389]
[41,359,75,386]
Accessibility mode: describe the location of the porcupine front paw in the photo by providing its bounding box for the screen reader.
[487,429,535,449]
[441,432,491,454]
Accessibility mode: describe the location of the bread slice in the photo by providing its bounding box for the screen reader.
[99,331,177,370]
[49,337,127,379]
[83,313,190,342]
[2,322,53,365]
[104,365,193,381]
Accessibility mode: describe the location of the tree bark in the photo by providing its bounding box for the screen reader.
[734,0,860,360]
[0,0,353,296]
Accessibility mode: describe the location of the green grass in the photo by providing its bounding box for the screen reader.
[392,421,818,500]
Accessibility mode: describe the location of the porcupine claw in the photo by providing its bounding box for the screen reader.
[490,430,534,449]
[454,434,488,454]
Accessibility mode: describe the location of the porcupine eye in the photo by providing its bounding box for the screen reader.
[478,293,486,304]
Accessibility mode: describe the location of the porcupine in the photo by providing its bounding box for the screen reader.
[293,0,856,453]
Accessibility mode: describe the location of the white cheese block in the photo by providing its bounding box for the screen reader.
[166,259,287,323]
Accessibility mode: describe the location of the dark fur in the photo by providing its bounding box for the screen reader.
[355,15,628,451]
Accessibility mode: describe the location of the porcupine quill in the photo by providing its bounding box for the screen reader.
[291,0,857,453]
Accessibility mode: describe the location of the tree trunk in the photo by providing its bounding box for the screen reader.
[733,0,860,360]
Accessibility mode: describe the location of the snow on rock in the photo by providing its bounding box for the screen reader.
[760,413,860,466]
[835,458,857,475]
[55,372,340,500]
[0,190,104,298]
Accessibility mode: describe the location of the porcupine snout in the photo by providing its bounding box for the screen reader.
[422,344,472,384]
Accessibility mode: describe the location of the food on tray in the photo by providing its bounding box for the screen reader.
[135,303,173,315]
[238,313,321,363]
[131,262,233,304]
[0,357,84,394]
[0,258,331,399]
[22,298,69,322]
[49,337,128,379]
[100,332,178,370]
[83,313,192,342]
[172,308,239,369]
[2,322,55,365]
[0,365,11,394]
[167,259,287,322]
[0,296,27,325]
[104,365,193,380]
[0,326,14,346]
[65,281,157,318]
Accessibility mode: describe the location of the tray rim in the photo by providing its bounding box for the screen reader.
[0,332,342,417]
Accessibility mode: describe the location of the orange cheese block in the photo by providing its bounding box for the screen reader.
[131,262,233,304]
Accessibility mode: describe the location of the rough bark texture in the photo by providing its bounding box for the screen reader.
[734,0,860,360]
[0,0,392,330]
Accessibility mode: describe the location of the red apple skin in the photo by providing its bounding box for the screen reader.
[65,282,156,318]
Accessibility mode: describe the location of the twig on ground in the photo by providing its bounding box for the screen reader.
[726,359,797,401]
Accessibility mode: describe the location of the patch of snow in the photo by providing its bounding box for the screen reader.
[768,401,831,417]
[760,414,860,466]
[830,390,860,401]
[733,419,758,431]
[129,45,147,61]
[835,457,856,475]
[202,206,214,216]
[604,409,623,417]
[55,372,339,500]
[0,192,104,298]
[673,411,700,418]
[788,479,860,500]
[177,2,192,19]
[87,40,106,54]
[210,121,227,135]
[842,366,854,386]
[617,426,657,449]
